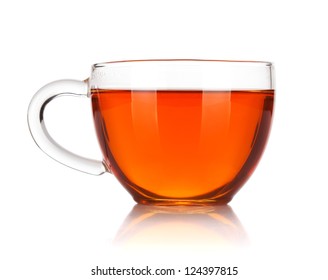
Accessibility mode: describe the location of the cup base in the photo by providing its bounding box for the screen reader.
[134,197,233,206]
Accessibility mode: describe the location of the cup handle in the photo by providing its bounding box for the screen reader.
[27,79,107,175]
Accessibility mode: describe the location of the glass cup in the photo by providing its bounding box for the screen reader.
[28,59,274,205]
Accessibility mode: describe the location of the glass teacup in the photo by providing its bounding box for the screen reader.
[28,59,274,205]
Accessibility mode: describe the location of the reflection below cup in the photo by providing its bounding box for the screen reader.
[114,205,249,251]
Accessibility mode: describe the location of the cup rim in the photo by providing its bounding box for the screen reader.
[92,59,273,68]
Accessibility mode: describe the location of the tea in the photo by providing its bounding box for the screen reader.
[91,89,274,204]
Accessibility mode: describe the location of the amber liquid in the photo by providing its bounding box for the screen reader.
[91,89,274,205]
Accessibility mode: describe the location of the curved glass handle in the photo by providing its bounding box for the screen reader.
[27,79,107,175]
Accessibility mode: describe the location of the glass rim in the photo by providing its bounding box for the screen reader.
[92,59,273,69]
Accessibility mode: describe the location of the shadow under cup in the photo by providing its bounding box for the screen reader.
[90,60,274,205]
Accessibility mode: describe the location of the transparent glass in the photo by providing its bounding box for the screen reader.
[28,59,274,205]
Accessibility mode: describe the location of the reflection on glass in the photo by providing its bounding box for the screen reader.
[114,205,248,251]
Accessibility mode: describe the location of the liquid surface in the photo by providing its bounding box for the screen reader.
[91,89,274,204]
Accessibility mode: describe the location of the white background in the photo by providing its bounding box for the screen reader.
[1,0,327,279]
